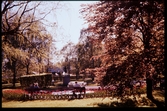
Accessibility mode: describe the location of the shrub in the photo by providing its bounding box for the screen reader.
[135,87,146,94]
[2,89,28,101]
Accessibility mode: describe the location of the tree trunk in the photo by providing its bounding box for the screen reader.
[47,58,49,73]
[76,69,79,80]
[12,61,17,88]
[26,63,30,75]
[146,77,153,99]
[68,62,70,74]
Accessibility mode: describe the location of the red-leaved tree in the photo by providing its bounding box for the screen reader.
[80,0,164,99]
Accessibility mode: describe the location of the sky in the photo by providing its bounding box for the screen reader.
[45,1,98,51]
[42,1,98,63]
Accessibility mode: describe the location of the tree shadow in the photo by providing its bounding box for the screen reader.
[96,98,137,107]
[96,96,165,108]
[146,90,165,107]
[153,90,165,97]
[148,96,165,108]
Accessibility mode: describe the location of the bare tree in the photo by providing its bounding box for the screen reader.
[1,1,60,87]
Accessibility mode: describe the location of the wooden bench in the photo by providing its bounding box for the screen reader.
[71,87,86,98]
[73,87,85,93]
[25,86,40,95]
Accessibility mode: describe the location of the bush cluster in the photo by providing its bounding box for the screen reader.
[2,89,28,101]
[2,87,146,101]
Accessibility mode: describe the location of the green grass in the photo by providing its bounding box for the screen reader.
[2,83,21,89]
[2,77,96,90]
[2,90,165,108]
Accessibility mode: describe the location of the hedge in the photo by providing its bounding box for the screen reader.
[20,73,52,88]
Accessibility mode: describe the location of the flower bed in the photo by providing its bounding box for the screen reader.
[2,89,28,101]
[2,86,146,101]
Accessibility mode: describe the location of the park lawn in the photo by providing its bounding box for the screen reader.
[2,97,113,108]
[2,90,165,108]
[2,81,165,108]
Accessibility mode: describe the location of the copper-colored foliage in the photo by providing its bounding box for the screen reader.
[80,0,164,86]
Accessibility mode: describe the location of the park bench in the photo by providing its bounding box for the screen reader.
[25,84,40,95]
[71,86,86,99]
[73,87,86,93]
